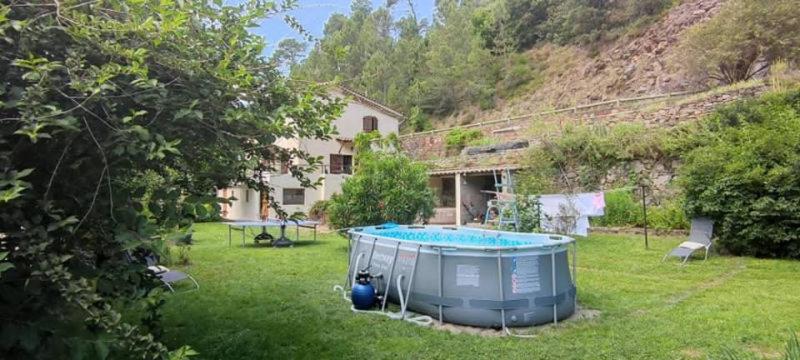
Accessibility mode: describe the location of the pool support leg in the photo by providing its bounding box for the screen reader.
[350,253,365,291]
[572,241,577,310]
[496,251,507,330]
[365,238,378,271]
[381,242,401,311]
[551,251,558,325]
[345,235,361,289]
[438,247,443,325]
[401,245,422,319]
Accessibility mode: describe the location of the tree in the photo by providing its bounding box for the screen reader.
[677,0,800,85]
[327,134,434,228]
[0,1,341,358]
[270,38,307,72]
[680,89,800,258]
[405,106,431,132]
[418,0,498,114]
[293,1,421,112]
[494,0,550,50]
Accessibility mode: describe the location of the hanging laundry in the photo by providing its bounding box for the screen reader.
[533,192,605,236]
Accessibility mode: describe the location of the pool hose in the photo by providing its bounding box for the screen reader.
[334,251,432,327]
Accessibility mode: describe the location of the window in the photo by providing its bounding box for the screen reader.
[283,189,305,205]
[280,161,289,174]
[245,189,250,202]
[362,116,378,132]
[440,178,455,207]
[330,154,353,174]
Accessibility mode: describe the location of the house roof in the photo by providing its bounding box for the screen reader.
[428,165,524,176]
[337,86,405,120]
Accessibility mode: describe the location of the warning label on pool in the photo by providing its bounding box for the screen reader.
[456,264,480,287]
[511,257,540,294]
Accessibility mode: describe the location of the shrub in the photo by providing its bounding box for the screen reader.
[0,2,340,358]
[624,0,671,19]
[518,122,675,191]
[518,196,543,232]
[516,148,559,195]
[498,53,543,98]
[646,196,690,230]
[308,200,329,222]
[590,189,689,230]
[444,128,484,152]
[680,89,800,258]
[406,106,432,132]
[677,0,800,85]
[592,190,643,227]
[327,149,434,229]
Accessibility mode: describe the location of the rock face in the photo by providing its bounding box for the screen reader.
[442,0,725,127]
[548,0,724,101]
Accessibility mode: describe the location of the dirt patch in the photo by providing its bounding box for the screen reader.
[431,305,601,337]
[680,347,705,359]
[747,345,783,359]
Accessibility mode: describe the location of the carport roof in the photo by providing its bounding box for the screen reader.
[423,148,527,175]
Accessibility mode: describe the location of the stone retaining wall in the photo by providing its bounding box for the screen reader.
[400,84,767,163]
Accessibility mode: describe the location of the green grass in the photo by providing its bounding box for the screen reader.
[160,223,800,359]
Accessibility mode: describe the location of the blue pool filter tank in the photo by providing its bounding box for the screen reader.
[351,270,376,310]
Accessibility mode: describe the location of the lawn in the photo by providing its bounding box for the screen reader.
[159,223,800,359]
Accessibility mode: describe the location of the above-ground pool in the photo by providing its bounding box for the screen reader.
[347,225,577,328]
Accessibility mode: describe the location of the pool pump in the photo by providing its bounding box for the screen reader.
[351,270,377,310]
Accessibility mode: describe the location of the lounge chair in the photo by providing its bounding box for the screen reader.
[663,217,714,265]
[126,251,199,292]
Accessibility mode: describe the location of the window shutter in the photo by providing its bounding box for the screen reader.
[363,116,372,131]
[363,116,378,131]
[342,155,353,174]
[330,154,343,174]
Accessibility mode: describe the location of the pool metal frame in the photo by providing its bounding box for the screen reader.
[344,225,578,330]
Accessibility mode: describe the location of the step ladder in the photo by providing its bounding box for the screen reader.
[484,168,519,231]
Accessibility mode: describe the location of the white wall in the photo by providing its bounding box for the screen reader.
[218,185,261,220]
[219,91,402,218]
[329,90,400,140]
[269,172,322,215]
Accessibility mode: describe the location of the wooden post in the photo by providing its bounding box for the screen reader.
[455,172,462,226]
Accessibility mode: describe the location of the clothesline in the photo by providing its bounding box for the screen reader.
[532,186,640,197]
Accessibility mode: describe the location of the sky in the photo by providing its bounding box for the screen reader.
[246,0,437,58]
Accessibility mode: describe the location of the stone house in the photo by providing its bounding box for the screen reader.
[218,87,403,220]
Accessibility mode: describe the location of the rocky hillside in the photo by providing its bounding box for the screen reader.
[442,0,725,127]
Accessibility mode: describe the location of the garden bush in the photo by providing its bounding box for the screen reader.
[0,2,341,358]
[444,128,484,153]
[328,139,434,229]
[680,89,800,258]
[591,190,643,227]
[590,190,689,230]
[677,0,800,85]
[308,200,329,222]
[517,122,679,192]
